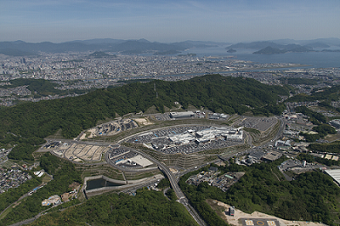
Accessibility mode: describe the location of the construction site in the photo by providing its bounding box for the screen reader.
[78,118,138,140]
[51,142,110,162]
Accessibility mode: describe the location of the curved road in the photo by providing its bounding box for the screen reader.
[108,147,207,226]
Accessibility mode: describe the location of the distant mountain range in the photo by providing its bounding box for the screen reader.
[0,38,339,56]
[0,39,227,56]
[227,38,340,55]
[253,45,313,54]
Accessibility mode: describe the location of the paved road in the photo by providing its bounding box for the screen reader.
[106,146,206,226]
[180,198,207,226]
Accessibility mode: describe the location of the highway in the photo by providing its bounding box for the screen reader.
[107,147,207,226]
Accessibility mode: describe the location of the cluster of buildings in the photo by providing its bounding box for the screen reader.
[278,159,322,175]
[0,86,31,97]
[0,53,293,83]
[186,167,245,192]
[0,148,10,163]
[42,195,61,206]
[2,52,339,90]
[0,51,340,107]
[0,167,32,194]
[168,127,243,145]
[237,150,282,166]
[42,182,80,206]
[127,124,244,154]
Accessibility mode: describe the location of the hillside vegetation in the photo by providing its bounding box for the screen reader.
[28,189,197,226]
[286,85,340,103]
[180,159,340,226]
[0,79,87,98]
[0,74,289,160]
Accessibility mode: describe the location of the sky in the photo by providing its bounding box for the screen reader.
[1,0,340,43]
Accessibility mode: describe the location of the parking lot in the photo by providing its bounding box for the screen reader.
[152,113,172,121]
[238,117,278,132]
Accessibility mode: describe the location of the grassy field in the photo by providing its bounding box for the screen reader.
[41,174,52,183]
[76,164,125,181]
[45,128,64,140]
[124,170,161,180]
[324,132,340,142]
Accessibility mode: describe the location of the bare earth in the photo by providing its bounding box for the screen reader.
[134,117,154,126]
[210,200,327,226]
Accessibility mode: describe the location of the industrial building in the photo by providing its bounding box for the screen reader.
[275,140,291,147]
[114,154,153,168]
[169,111,195,119]
[42,195,61,206]
[325,169,340,186]
[262,151,282,162]
[209,113,228,120]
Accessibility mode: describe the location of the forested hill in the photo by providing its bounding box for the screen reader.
[0,74,288,160]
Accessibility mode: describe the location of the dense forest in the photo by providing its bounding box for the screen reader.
[286,85,340,103]
[295,106,326,124]
[179,159,340,225]
[27,190,197,226]
[0,74,289,161]
[308,141,340,154]
[0,79,87,98]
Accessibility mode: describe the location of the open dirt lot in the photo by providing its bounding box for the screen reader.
[134,117,154,126]
[58,143,110,162]
[208,200,326,226]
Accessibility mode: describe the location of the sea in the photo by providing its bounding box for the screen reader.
[182,45,340,69]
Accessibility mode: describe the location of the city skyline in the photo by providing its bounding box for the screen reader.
[1,0,340,43]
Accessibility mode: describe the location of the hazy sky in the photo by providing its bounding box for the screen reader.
[1,0,340,43]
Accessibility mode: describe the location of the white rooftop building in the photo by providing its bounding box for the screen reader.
[325,169,340,186]
[169,111,195,118]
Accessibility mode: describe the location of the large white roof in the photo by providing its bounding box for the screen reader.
[325,169,340,185]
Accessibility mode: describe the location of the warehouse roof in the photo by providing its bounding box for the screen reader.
[325,169,340,186]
